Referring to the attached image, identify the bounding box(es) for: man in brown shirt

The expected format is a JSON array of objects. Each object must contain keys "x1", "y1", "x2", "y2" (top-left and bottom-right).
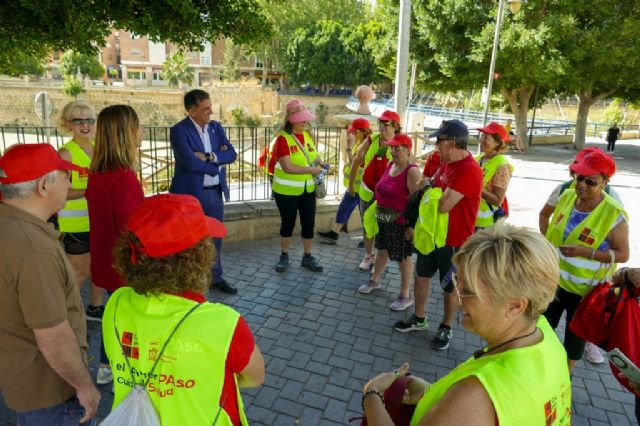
[{"x1": 0, "y1": 144, "x2": 100, "y2": 424}]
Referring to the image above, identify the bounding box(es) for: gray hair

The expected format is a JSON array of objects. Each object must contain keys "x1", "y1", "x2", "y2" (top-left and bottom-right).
[
  {"x1": 0, "y1": 169, "x2": 58, "y2": 199},
  {"x1": 453, "y1": 134, "x2": 469, "y2": 150}
]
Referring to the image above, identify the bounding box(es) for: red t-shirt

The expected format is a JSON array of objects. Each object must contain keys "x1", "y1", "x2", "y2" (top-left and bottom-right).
[
  {"x1": 179, "y1": 292, "x2": 255, "y2": 426},
  {"x1": 86, "y1": 168, "x2": 144, "y2": 291},
  {"x1": 433, "y1": 153, "x2": 483, "y2": 247},
  {"x1": 273, "y1": 133, "x2": 307, "y2": 160},
  {"x1": 422, "y1": 150, "x2": 441, "y2": 178}
]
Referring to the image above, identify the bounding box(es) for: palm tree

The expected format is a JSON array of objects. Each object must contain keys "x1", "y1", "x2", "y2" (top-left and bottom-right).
[{"x1": 161, "y1": 51, "x2": 195, "y2": 89}]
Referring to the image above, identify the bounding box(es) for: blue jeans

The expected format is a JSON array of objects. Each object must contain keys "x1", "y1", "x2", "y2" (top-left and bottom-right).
[
  {"x1": 17, "y1": 396, "x2": 94, "y2": 426},
  {"x1": 335, "y1": 191, "x2": 360, "y2": 225}
]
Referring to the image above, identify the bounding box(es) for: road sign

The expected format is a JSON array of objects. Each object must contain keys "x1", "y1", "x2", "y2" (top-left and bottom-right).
[{"x1": 34, "y1": 92, "x2": 54, "y2": 121}]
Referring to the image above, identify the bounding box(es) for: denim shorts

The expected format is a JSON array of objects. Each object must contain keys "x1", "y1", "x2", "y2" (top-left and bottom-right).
[{"x1": 17, "y1": 396, "x2": 94, "y2": 426}]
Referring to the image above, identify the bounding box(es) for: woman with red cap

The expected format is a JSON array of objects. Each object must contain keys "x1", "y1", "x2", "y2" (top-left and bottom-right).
[
  {"x1": 349, "y1": 110, "x2": 401, "y2": 271},
  {"x1": 317, "y1": 118, "x2": 372, "y2": 244},
  {"x1": 103, "y1": 194, "x2": 264, "y2": 425},
  {"x1": 475, "y1": 122, "x2": 513, "y2": 229},
  {"x1": 359, "y1": 134, "x2": 422, "y2": 311},
  {"x1": 272, "y1": 99, "x2": 326, "y2": 273},
  {"x1": 543, "y1": 148, "x2": 629, "y2": 371}
]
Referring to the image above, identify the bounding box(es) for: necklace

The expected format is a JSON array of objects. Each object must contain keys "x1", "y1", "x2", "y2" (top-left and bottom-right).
[{"x1": 473, "y1": 327, "x2": 538, "y2": 359}]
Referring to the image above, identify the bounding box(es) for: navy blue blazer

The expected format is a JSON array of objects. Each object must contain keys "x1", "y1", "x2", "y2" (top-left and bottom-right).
[{"x1": 169, "y1": 116, "x2": 237, "y2": 202}]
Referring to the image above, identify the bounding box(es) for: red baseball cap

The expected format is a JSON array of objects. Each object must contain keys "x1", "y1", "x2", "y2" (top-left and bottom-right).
[
  {"x1": 347, "y1": 118, "x2": 370, "y2": 134},
  {"x1": 570, "y1": 150, "x2": 616, "y2": 178},
  {"x1": 378, "y1": 110, "x2": 401, "y2": 123},
  {"x1": 477, "y1": 122, "x2": 509, "y2": 142},
  {"x1": 384, "y1": 134, "x2": 413, "y2": 149},
  {"x1": 574, "y1": 147, "x2": 600, "y2": 162},
  {"x1": 127, "y1": 194, "x2": 227, "y2": 259},
  {"x1": 0, "y1": 143, "x2": 85, "y2": 184}
]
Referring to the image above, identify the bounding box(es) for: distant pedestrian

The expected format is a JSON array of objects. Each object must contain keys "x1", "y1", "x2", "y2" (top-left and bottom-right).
[
  {"x1": 606, "y1": 122, "x2": 621, "y2": 153},
  {"x1": 0, "y1": 144, "x2": 100, "y2": 425}
]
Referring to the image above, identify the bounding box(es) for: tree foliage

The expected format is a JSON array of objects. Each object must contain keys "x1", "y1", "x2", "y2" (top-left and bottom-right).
[
  {"x1": 222, "y1": 39, "x2": 242, "y2": 82},
  {"x1": 1, "y1": 52, "x2": 46, "y2": 77},
  {"x1": 59, "y1": 51, "x2": 105, "y2": 79},
  {"x1": 63, "y1": 76, "x2": 84, "y2": 98},
  {"x1": 161, "y1": 51, "x2": 195, "y2": 88},
  {"x1": 0, "y1": 0, "x2": 271, "y2": 75},
  {"x1": 284, "y1": 20, "x2": 383, "y2": 87}
]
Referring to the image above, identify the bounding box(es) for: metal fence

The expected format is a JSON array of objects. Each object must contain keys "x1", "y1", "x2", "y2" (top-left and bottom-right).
[{"x1": 0, "y1": 125, "x2": 344, "y2": 202}]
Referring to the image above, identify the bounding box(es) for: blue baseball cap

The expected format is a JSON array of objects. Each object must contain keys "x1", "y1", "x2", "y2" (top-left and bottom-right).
[{"x1": 428, "y1": 119, "x2": 469, "y2": 139}]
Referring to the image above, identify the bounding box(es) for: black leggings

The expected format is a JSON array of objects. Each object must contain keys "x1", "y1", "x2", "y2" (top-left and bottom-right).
[
  {"x1": 543, "y1": 287, "x2": 585, "y2": 361},
  {"x1": 274, "y1": 191, "x2": 316, "y2": 239}
]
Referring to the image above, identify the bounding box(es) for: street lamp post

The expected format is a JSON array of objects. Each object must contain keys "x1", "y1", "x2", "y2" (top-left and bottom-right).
[{"x1": 481, "y1": 0, "x2": 525, "y2": 126}]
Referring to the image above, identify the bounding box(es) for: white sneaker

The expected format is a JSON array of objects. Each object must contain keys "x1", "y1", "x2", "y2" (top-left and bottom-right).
[
  {"x1": 97, "y1": 366, "x2": 113, "y2": 384},
  {"x1": 358, "y1": 279, "x2": 380, "y2": 294},
  {"x1": 584, "y1": 342, "x2": 605, "y2": 364},
  {"x1": 358, "y1": 254, "x2": 375, "y2": 271},
  {"x1": 389, "y1": 295, "x2": 414, "y2": 311}
]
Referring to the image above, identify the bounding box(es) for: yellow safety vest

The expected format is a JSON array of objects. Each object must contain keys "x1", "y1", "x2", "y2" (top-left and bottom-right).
[
  {"x1": 358, "y1": 133, "x2": 392, "y2": 202},
  {"x1": 413, "y1": 188, "x2": 448, "y2": 255},
  {"x1": 343, "y1": 140, "x2": 364, "y2": 189},
  {"x1": 474, "y1": 154, "x2": 513, "y2": 229},
  {"x1": 103, "y1": 287, "x2": 248, "y2": 426},
  {"x1": 272, "y1": 131, "x2": 318, "y2": 196},
  {"x1": 58, "y1": 140, "x2": 92, "y2": 233},
  {"x1": 411, "y1": 316, "x2": 571, "y2": 426},
  {"x1": 546, "y1": 189, "x2": 626, "y2": 296},
  {"x1": 362, "y1": 201, "x2": 379, "y2": 238}
]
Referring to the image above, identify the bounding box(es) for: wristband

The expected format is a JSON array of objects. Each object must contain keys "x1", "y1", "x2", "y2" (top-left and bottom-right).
[
  {"x1": 590, "y1": 248, "x2": 596, "y2": 260},
  {"x1": 361, "y1": 389, "x2": 384, "y2": 411}
]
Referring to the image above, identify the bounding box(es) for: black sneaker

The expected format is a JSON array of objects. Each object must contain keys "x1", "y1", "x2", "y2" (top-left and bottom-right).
[
  {"x1": 275, "y1": 254, "x2": 289, "y2": 273},
  {"x1": 393, "y1": 314, "x2": 429, "y2": 332},
  {"x1": 317, "y1": 230, "x2": 339, "y2": 244},
  {"x1": 301, "y1": 255, "x2": 323, "y2": 272},
  {"x1": 86, "y1": 305, "x2": 105, "y2": 322},
  {"x1": 431, "y1": 325, "x2": 453, "y2": 350}
]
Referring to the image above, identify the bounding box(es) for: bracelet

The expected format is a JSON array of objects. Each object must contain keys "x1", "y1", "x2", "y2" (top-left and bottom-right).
[
  {"x1": 361, "y1": 389, "x2": 384, "y2": 411},
  {"x1": 590, "y1": 248, "x2": 597, "y2": 260}
]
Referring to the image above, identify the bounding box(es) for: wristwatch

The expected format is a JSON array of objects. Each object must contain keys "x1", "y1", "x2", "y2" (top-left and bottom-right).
[{"x1": 205, "y1": 153, "x2": 212, "y2": 162}]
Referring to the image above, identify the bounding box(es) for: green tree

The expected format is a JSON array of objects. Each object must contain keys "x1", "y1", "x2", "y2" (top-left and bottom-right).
[
  {"x1": 59, "y1": 50, "x2": 105, "y2": 79},
  {"x1": 0, "y1": 0, "x2": 271, "y2": 75},
  {"x1": 222, "y1": 39, "x2": 242, "y2": 82},
  {"x1": 63, "y1": 76, "x2": 84, "y2": 99},
  {"x1": 161, "y1": 51, "x2": 194, "y2": 88},
  {"x1": 1, "y1": 52, "x2": 45, "y2": 77},
  {"x1": 284, "y1": 20, "x2": 382, "y2": 89}
]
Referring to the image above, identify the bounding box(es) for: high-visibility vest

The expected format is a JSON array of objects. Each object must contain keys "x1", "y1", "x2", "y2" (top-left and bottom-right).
[
  {"x1": 343, "y1": 140, "x2": 364, "y2": 189},
  {"x1": 411, "y1": 316, "x2": 572, "y2": 426},
  {"x1": 103, "y1": 287, "x2": 248, "y2": 426},
  {"x1": 58, "y1": 140, "x2": 92, "y2": 233},
  {"x1": 272, "y1": 131, "x2": 318, "y2": 196},
  {"x1": 362, "y1": 201, "x2": 379, "y2": 238},
  {"x1": 474, "y1": 154, "x2": 513, "y2": 229},
  {"x1": 358, "y1": 133, "x2": 392, "y2": 202},
  {"x1": 546, "y1": 189, "x2": 626, "y2": 296},
  {"x1": 413, "y1": 188, "x2": 448, "y2": 255}
]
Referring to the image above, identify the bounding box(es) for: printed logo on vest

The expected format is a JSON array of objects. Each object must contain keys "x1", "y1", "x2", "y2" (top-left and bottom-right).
[
  {"x1": 121, "y1": 331, "x2": 139, "y2": 359},
  {"x1": 554, "y1": 213, "x2": 564, "y2": 225},
  {"x1": 290, "y1": 145, "x2": 299, "y2": 153},
  {"x1": 577, "y1": 227, "x2": 596, "y2": 245}
]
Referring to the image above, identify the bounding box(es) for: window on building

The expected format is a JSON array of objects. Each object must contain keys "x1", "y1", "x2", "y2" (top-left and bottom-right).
[
  {"x1": 130, "y1": 33, "x2": 141, "y2": 40},
  {"x1": 127, "y1": 71, "x2": 146, "y2": 80},
  {"x1": 200, "y1": 55, "x2": 211, "y2": 66},
  {"x1": 153, "y1": 71, "x2": 164, "y2": 81}
]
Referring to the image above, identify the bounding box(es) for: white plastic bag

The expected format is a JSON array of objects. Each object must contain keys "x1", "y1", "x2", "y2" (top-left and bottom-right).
[{"x1": 100, "y1": 385, "x2": 161, "y2": 426}]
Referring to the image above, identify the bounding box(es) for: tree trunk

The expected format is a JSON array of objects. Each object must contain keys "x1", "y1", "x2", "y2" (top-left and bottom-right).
[
  {"x1": 575, "y1": 89, "x2": 615, "y2": 150},
  {"x1": 501, "y1": 87, "x2": 532, "y2": 148},
  {"x1": 261, "y1": 63, "x2": 267, "y2": 88}
]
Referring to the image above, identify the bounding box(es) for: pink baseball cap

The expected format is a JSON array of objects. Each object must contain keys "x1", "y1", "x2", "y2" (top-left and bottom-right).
[{"x1": 285, "y1": 99, "x2": 316, "y2": 124}]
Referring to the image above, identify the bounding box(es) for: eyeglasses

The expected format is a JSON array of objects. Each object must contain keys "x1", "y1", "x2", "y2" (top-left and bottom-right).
[
  {"x1": 378, "y1": 121, "x2": 392, "y2": 128},
  {"x1": 452, "y1": 272, "x2": 477, "y2": 306},
  {"x1": 574, "y1": 175, "x2": 600, "y2": 187},
  {"x1": 436, "y1": 137, "x2": 452, "y2": 144},
  {"x1": 69, "y1": 118, "x2": 96, "y2": 126}
]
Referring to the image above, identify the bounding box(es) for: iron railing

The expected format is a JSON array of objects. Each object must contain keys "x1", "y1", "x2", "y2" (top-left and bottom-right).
[{"x1": 0, "y1": 125, "x2": 344, "y2": 202}]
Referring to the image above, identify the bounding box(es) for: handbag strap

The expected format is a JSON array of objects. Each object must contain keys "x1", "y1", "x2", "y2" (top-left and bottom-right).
[
  {"x1": 112, "y1": 292, "x2": 203, "y2": 387},
  {"x1": 291, "y1": 133, "x2": 313, "y2": 167}
]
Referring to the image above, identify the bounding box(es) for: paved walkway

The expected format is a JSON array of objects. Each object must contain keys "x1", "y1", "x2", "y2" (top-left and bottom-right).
[{"x1": 1, "y1": 140, "x2": 639, "y2": 425}]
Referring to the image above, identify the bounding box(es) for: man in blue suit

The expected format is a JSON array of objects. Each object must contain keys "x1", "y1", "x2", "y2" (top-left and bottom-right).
[{"x1": 170, "y1": 89, "x2": 238, "y2": 294}]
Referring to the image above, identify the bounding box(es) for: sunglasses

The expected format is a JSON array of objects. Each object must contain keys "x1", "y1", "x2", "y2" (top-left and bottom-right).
[
  {"x1": 378, "y1": 121, "x2": 392, "y2": 128},
  {"x1": 574, "y1": 175, "x2": 600, "y2": 187},
  {"x1": 436, "y1": 137, "x2": 452, "y2": 143},
  {"x1": 70, "y1": 118, "x2": 96, "y2": 126},
  {"x1": 452, "y1": 272, "x2": 477, "y2": 306}
]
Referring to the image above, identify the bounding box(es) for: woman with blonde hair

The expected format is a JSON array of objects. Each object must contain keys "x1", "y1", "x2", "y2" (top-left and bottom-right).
[
  {"x1": 86, "y1": 104, "x2": 145, "y2": 385},
  {"x1": 362, "y1": 223, "x2": 571, "y2": 425},
  {"x1": 56, "y1": 101, "x2": 106, "y2": 320}
]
